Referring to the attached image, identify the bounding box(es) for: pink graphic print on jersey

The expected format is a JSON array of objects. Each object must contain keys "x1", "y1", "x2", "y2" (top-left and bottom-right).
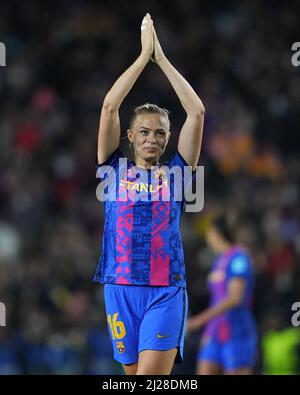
[
  {"x1": 150, "y1": 181, "x2": 171, "y2": 286},
  {"x1": 115, "y1": 199, "x2": 134, "y2": 285}
]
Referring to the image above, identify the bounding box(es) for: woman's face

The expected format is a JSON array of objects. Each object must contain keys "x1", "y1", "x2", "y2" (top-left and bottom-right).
[{"x1": 127, "y1": 113, "x2": 170, "y2": 164}]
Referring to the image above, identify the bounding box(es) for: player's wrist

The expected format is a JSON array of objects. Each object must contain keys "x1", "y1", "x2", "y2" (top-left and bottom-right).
[
  {"x1": 140, "y1": 50, "x2": 153, "y2": 63},
  {"x1": 155, "y1": 53, "x2": 167, "y2": 67}
]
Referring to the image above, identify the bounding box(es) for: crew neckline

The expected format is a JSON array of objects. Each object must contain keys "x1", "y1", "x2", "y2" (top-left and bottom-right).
[{"x1": 129, "y1": 160, "x2": 161, "y2": 171}]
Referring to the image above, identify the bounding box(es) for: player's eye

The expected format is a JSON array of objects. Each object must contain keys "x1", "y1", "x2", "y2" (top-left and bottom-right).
[{"x1": 140, "y1": 130, "x2": 149, "y2": 135}]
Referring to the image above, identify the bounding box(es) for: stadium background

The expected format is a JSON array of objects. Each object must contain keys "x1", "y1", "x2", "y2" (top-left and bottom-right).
[{"x1": 0, "y1": 0, "x2": 300, "y2": 374}]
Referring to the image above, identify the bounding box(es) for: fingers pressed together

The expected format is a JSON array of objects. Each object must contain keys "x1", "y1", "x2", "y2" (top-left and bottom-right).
[{"x1": 141, "y1": 13, "x2": 153, "y2": 31}]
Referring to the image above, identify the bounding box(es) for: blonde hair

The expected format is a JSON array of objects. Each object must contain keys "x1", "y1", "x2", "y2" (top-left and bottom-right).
[{"x1": 129, "y1": 103, "x2": 170, "y2": 130}]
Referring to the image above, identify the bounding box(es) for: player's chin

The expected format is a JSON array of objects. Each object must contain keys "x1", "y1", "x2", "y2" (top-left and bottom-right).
[{"x1": 141, "y1": 148, "x2": 161, "y2": 160}]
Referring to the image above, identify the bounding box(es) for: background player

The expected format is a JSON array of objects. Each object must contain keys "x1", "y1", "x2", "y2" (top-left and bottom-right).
[
  {"x1": 95, "y1": 13, "x2": 205, "y2": 375},
  {"x1": 186, "y1": 216, "x2": 258, "y2": 374}
]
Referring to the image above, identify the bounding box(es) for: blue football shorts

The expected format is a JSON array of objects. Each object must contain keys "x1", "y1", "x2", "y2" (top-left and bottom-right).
[
  {"x1": 103, "y1": 284, "x2": 188, "y2": 365},
  {"x1": 197, "y1": 333, "x2": 257, "y2": 371}
]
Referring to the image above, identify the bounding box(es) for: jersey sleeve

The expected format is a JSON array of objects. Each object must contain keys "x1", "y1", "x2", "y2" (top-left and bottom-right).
[
  {"x1": 96, "y1": 148, "x2": 124, "y2": 202},
  {"x1": 96, "y1": 147, "x2": 124, "y2": 179},
  {"x1": 167, "y1": 150, "x2": 195, "y2": 172},
  {"x1": 167, "y1": 150, "x2": 196, "y2": 208},
  {"x1": 227, "y1": 253, "x2": 252, "y2": 280},
  {"x1": 96, "y1": 147, "x2": 124, "y2": 169}
]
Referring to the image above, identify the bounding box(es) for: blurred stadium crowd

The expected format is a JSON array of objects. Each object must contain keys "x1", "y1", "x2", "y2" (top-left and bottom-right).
[{"x1": 0, "y1": 0, "x2": 300, "y2": 374}]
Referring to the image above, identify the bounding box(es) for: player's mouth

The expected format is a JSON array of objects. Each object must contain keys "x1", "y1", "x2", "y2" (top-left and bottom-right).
[{"x1": 143, "y1": 147, "x2": 158, "y2": 153}]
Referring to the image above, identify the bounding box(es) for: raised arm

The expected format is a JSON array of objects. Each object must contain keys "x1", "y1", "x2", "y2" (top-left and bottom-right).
[
  {"x1": 97, "y1": 14, "x2": 154, "y2": 164},
  {"x1": 152, "y1": 26, "x2": 205, "y2": 170}
]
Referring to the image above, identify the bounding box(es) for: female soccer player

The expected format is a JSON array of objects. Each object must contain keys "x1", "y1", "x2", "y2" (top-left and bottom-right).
[
  {"x1": 186, "y1": 216, "x2": 258, "y2": 375},
  {"x1": 94, "y1": 13, "x2": 205, "y2": 375}
]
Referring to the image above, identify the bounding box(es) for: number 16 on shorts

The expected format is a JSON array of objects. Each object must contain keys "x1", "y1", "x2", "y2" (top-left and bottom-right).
[
  {"x1": 107, "y1": 313, "x2": 126, "y2": 339},
  {"x1": 107, "y1": 313, "x2": 127, "y2": 354}
]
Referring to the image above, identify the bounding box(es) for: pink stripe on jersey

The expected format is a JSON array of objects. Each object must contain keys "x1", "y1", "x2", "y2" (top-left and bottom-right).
[
  {"x1": 150, "y1": 201, "x2": 170, "y2": 286},
  {"x1": 115, "y1": 200, "x2": 134, "y2": 284}
]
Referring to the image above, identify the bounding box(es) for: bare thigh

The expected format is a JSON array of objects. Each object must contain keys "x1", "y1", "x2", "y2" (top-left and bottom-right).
[
  {"x1": 122, "y1": 362, "x2": 138, "y2": 375},
  {"x1": 136, "y1": 349, "x2": 178, "y2": 375},
  {"x1": 224, "y1": 367, "x2": 252, "y2": 375},
  {"x1": 197, "y1": 360, "x2": 222, "y2": 375}
]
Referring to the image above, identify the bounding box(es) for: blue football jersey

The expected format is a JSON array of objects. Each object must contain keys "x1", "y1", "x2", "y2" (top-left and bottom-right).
[
  {"x1": 203, "y1": 246, "x2": 257, "y2": 342},
  {"x1": 94, "y1": 148, "x2": 195, "y2": 287}
]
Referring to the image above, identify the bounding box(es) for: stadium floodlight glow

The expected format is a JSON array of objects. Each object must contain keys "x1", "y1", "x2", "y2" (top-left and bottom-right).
[
  {"x1": 96, "y1": 159, "x2": 205, "y2": 212},
  {"x1": 0, "y1": 302, "x2": 6, "y2": 326},
  {"x1": 291, "y1": 42, "x2": 300, "y2": 67},
  {"x1": 0, "y1": 42, "x2": 6, "y2": 66}
]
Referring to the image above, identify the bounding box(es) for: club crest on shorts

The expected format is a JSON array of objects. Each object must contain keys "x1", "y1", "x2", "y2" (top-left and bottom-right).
[{"x1": 116, "y1": 341, "x2": 125, "y2": 353}]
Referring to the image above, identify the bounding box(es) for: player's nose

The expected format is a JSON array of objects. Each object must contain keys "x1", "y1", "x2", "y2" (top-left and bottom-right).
[{"x1": 146, "y1": 132, "x2": 157, "y2": 144}]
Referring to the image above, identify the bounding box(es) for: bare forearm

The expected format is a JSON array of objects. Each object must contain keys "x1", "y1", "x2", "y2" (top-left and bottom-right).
[
  {"x1": 200, "y1": 299, "x2": 238, "y2": 324},
  {"x1": 206, "y1": 299, "x2": 236, "y2": 320},
  {"x1": 158, "y1": 57, "x2": 205, "y2": 115},
  {"x1": 195, "y1": 280, "x2": 246, "y2": 328},
  {"x1": 104, "y1": 54, "x2": 149, "y2": 110}
]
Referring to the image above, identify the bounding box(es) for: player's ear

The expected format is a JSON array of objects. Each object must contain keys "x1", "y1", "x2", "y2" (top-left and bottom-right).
[
  {"x1": 166, "y1": 130, "x2": 171, "y2": 145},
  {"x1": 127, "y1": 129, "x2": 135, "y2": 152},
  {"x1": 127, "y1": 128, "x2": 133, "y2": 143},
  {"x1": 162, "y1": 131, "x2": 170, "y2": 152}
]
